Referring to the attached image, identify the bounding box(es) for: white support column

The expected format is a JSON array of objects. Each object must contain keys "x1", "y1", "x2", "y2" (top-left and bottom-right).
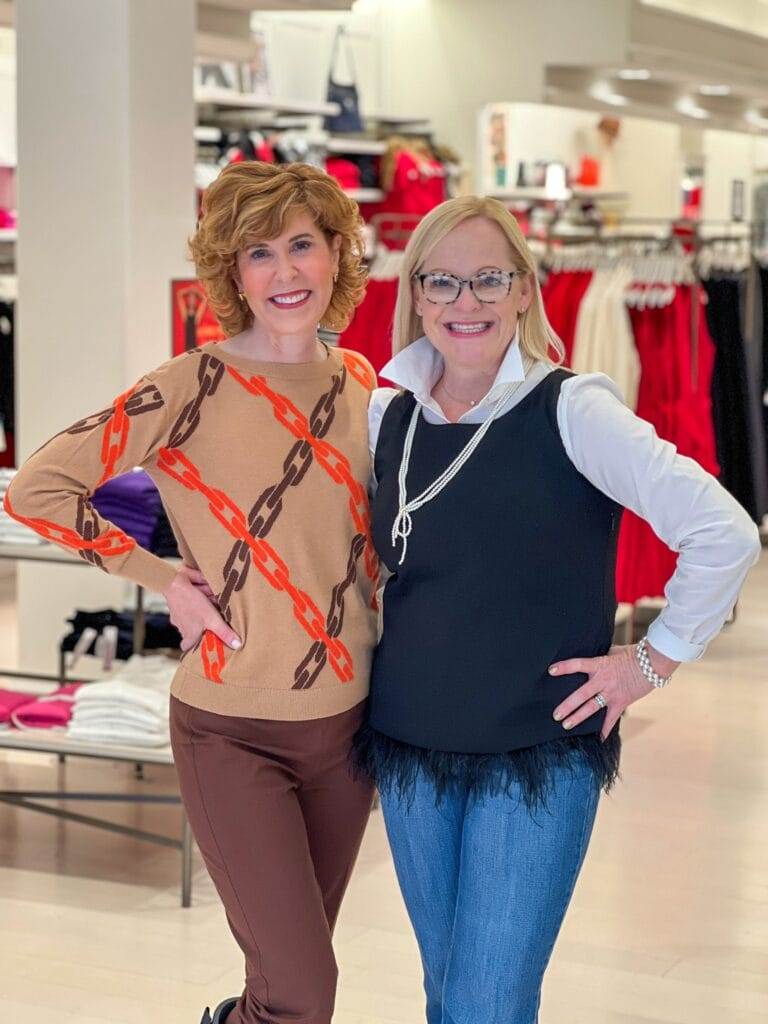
[{"x1": 15, "y1": 0, "x2": 196, "y2": 674}]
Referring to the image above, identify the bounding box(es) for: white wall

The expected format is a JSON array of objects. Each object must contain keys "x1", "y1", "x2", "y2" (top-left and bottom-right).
[
  {"x1": 701, "y1": 129, "x2": 766, "y2": 222},
  {"x1": 0, "y1": 26, "x2": 14, "y2": 167},
  {"x1": 255, "y1": 1, "x2": 384, "y2": 117},
  {"x1": 377, "y1": 0, "x2": 631, "y2": 183},
  {"x1": 15, "y1": 0, "x2": 195, "y2": 674}
]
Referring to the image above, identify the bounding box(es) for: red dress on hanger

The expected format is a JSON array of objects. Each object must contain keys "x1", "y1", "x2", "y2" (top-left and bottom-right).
[
  {"x1": 541, "y1": 270, "x2": 594, "y2": 366},
  {"x1": 615, "y1": 286, "x2": 718, "y2": 603}
]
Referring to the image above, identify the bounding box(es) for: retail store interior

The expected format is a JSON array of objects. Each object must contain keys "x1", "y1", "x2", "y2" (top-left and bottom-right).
[{"x1": 0, "y1": 1, "x2": 767, "y2": 1022}]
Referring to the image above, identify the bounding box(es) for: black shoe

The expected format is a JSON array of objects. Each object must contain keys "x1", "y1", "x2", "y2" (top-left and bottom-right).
[{"x1": 200, "y1": 997, "x2": 238, "y2": 1024}]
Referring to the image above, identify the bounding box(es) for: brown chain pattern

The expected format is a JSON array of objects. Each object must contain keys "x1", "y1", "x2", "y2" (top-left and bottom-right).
[
  {"x1": 216, "y1": 369, "x2": 347, "y2": 624},
  {"x1": 156, "y1": 448, "x2": 355, "y2": 682},
  {"x1": 227, "y1": 365, "x2": 379, "y2": 591},
  {"x1": 168, "y1": 354, "x2": 226, "y2": 448},
  {"x1": 293, "y1": 532, "x2": 367, "y2": 689}
]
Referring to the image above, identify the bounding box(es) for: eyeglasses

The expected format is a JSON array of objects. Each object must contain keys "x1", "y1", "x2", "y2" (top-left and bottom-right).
[{"x1": 413, "y1": 269, "x2": 526, "y2": 305}]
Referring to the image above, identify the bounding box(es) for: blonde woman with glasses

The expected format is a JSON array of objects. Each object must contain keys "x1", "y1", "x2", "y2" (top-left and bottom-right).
[{"x1": 354, "y1": 195, "x2": 760, "y2": 1023}]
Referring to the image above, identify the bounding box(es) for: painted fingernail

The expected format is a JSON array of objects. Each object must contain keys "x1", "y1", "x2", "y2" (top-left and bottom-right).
[
  {"x1": 563, "y1": 721, "x2": 573, "y2": 730},
  {"x1": 553, "y1": 712, "x2": 562, "y2": 721},
  {"x1": 549, "y1": 665, "x2": 558, "y2": 675}
]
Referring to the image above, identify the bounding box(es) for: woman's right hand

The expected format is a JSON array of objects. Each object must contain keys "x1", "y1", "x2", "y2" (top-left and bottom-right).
[{"x1": 163, "y1": 566, "x2": 242, "y2": 654}]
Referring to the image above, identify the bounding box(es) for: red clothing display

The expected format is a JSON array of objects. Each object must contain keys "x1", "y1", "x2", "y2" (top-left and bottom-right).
[
  {"x1": 325, "y1": 157, "x2": 362, "y2": 191},
  {"x1": 540, "y1": 270, "x2": 593, "y2": 366},
  {"x1": 338, "y1": 278, "x2": 398, "y2": 381},
  {"x1": 615, "y1": 287, "x2": 718, "y2": 603},
  {"x1": 375, "y1": 150, "x2": 447, "y2": 219},
  {"x1": 541, "y1": 273, "x2": 720, "y2": 603}
]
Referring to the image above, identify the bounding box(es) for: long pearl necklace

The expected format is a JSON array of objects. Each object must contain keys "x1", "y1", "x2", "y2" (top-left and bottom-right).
[{"x1": 391, "y1": 375, "x2": 526, "y2": 565}]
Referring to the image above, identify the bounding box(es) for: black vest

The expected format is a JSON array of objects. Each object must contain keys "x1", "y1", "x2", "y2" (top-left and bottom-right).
[{"x1": 369, "y1": 370, "x2": 622, "y2": 754}]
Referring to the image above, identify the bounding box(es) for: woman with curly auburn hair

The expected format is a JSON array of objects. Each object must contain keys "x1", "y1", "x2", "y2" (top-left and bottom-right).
[{"x1": 4, "y1": 161, "x2": 379, "y2": 1024}]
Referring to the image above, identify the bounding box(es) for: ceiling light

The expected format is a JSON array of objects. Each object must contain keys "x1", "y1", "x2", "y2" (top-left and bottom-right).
[
  {"x1": 676, "y1": 96, "x2": 709, "y2": 120},
  {"x1": 699, "y1": 84, "x2": 731, "y2": 96},
  {"x1": 746, "y1": 109, "x2": 768, "y2": 129},
  {"x1": 618, "y1": 69, "x2": 651, "y2": 80},
  {"x1": 590, "y1": 81, "x2": 629, "y2": 107}
]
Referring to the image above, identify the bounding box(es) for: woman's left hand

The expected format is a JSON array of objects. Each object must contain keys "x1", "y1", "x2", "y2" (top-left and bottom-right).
[{"x1": 549, "y1": 643, "x2": 680, "y2": 740}]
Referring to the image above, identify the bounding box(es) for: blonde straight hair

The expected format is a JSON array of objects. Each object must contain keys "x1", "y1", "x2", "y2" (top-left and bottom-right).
[{"x1": 392, "y1": 196, "x2": 565, "y2": 364}]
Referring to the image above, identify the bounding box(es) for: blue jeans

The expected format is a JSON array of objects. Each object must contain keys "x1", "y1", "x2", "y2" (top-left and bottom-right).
[{"x1": 379, "y1": 755, "x2": 600, "y2": 1024}]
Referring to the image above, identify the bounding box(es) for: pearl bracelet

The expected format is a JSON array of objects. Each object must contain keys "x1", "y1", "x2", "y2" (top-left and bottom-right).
[{"x1": 635, "y1": 637, "x2": 672, "y2": 689}]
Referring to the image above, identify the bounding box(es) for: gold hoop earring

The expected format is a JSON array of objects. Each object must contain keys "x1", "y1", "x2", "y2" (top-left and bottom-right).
[
  {"x1": 333, "y1": 271, "x2": 339, "y2": 284},
  {"x1": 238, "y1": 292, "x2": 247, "y2": 304}
]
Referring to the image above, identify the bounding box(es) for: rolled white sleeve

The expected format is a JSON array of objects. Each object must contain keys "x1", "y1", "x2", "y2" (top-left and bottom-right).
[
  {"x1": 557, "y1": 373, "x2": 762, "y2": 661},
  {"x1": 368, "y1": 386, "x2": 400, "y2": 458},
  {"x1": 368, "y1": 387, "x2": 399, "y2": 495}
]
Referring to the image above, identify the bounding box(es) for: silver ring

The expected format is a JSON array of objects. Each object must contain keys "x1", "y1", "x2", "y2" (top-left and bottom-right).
[{"x1": 594, "y1": 692, "x2": 607, "y2": 709}]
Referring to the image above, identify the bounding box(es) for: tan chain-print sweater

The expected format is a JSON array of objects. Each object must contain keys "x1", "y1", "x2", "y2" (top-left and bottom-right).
[{"x1": 5, "y1": 343, "x2": 379, "y2": 720}]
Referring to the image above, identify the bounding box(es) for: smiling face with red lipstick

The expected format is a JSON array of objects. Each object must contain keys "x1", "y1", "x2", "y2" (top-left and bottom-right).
[
  {"x1": 189, "y1": 161, "x2": 367, "y2": 365},
  {"x1": 232, "y1": 209, "x2": 341, "y2": 360},
  {"x1": 413, "y1": 216, "x2": 533, "y2": 396}
]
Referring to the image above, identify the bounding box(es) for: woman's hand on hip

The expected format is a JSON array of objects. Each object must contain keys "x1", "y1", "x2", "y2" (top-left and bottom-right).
[
  {"x1": 163, "y1": 566, "x2": 242, "y2": 654},
  {"x1": 548, "y1": 643, "x2": 680, "y2": 740}
]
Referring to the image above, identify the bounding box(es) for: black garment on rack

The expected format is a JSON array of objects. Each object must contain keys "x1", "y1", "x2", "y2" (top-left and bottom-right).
[
  {"x1": 61, "y1": 609, "x2": 181, "y2": 661},
  {"x1": 704, "y1": 277, "x2": 759, "y2": 521}
]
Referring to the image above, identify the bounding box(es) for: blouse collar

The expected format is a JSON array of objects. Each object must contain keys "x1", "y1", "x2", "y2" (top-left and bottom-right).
[{"x1": 379, "y1": 331, "x2": 527, "y2": 417}]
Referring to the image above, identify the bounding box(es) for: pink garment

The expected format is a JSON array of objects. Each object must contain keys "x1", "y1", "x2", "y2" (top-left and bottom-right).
[
  {"x1": 0, "y1": 688, "x2": 33, "y2": 725},
  {"x1": 11, "y1": 683, "x2": 82, "y2": 730}
]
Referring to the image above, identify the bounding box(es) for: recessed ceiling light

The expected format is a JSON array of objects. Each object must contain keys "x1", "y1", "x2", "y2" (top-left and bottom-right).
[
  {"x1": 699, "y1": 84, "x2": 731, "y2": 96},
  {"x1": 746, "y1": 109, "x2": 768, "y2": 129},
  {"x1": 590, "y1": 82, "x2": 629, "y2": 106},
  {"x1": 618, "y1": 69, "x2": 651, "y2": 81},
  {"x1": 676, "y1": 97, "x2": 709, "y2": 120}
]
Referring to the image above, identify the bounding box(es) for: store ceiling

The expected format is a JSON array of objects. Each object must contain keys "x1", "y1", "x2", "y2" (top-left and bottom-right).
[
  {"x1": 546, "y1": 1, "x2": 768, "y2": 134},
  {"x1": 201, "y1": 0, "x2": 354, "y2": 9}
]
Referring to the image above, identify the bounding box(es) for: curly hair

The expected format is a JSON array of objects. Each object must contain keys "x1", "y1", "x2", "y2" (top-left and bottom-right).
[{"x1": 189, "y1": 161, "x2": 368, "y2": 336}]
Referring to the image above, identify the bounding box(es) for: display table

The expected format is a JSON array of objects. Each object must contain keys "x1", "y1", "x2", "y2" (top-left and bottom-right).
[{"x1": 0, "y1": 728, "x2": 193, "y2": 907}]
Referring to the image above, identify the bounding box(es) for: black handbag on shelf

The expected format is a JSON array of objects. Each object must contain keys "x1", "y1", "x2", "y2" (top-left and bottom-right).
[{"x1": 323, "y1": 26, "x2": 364, "y2": 134}]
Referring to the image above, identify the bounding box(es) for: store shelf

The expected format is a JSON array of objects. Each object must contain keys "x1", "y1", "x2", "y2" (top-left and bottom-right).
[
  {"x1": 194, "y1": 126, "x2": 223, "y2": 144},
  {"x1": 327, "y1": 137, "x2": 387, "y2": 156},
  {"x1": 344, "y1": 188, "x2": 384, "y2": 203},
  {"x1": 366, "y1": 113, "x2": 431, "y2": 127},
  {"x1": 195, "y1": 88, "x2": 340, "y2": 118},
  {"x1": 490, "y1": 187, "x2": 628, "y2": 202}
]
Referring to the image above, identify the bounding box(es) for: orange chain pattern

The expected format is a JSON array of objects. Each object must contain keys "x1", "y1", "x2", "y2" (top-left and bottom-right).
[
  {"x1": 227, "y1": 366, "x2": 379, "y2": 590},
  {"x1": 3, "y1": 381, "x2": 166, "y2": 569},
  {"x1": 156, "y1": 447, "x2": 355, "y2": 683},
  {"x1": 341, "y1": 350, "x2": 377, "y2": 392},
  {"x1": 3, "y1": 494, "x2": 135, "y2": 557},
  {"x1": 98, "y1": 384, "x2": 138, "y2": 484},
  {"x1": 200, "y1": 631, "x2": 226, "y2": 685}
]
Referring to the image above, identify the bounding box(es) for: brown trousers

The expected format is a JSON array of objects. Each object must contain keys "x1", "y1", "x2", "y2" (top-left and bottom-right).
[{"x1": 170, "y1": 695, "x2": 374, "y2": 1024}]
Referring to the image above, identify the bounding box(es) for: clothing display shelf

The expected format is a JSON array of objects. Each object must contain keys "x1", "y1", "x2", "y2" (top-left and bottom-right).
[
  {"x1": 195, "y1": 88, "x2": 340, "y2": 119},
  {"x1": 327, "y1": 137, "x2": 387, "y2": 156},
  {"x1": 0, "y1": 543, "x2": 192, "y2": 906},
  {"x1": 0, "y1": 727, "x2": 194, "y2": 907},
  {"x1": 0, "y1": 541, "x2": 180, "y2": 688},
  {"x1": 347, "y1": 188, "x2": 385, "y2": 203},
  {"x1": 366, "y1": 114, "x2": 431, "y2": 128},
  {"x1": 492, "y1": 187, "x2": 629, "y2": 203}
]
